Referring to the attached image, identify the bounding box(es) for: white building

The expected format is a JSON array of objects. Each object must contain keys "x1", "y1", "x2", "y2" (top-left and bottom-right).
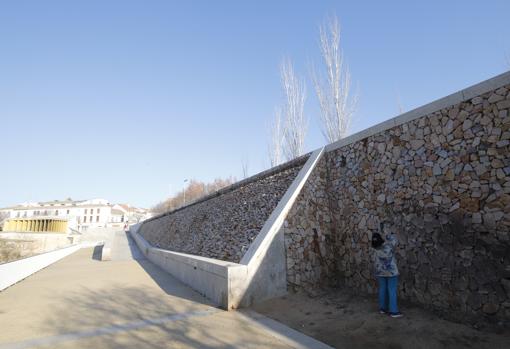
[{"x1": 0, "y1": 198, "x2": 148, "y2": 232}]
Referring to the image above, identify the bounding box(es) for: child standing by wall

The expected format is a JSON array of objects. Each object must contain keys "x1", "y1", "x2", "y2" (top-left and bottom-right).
[{"x1": 371, "y1": 222, "x2": 403, "y2": 318}]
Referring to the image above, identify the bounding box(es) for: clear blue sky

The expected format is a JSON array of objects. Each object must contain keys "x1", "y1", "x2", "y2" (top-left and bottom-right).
[{"x1": 1, "y1": 0, "x2": 509, "y2": 209}]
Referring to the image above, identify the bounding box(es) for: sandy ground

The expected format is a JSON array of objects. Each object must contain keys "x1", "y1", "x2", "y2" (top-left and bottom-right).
[{"x1": 253, "y1": 288, "x2": 510, "y2": 349}]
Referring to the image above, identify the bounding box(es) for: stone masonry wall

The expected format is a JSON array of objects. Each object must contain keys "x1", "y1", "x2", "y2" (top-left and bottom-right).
[
  {"x1": 296, "y1": 83, "x2": 510, "y2": 323},
  {"x1": 283, "y1": 79, "x2": 510, "y2": 324},
  {"x1": 284, "y1": 157, "x2": 337, "y2": 290},
  {"x1": 136, "y1": 74, "x2": 509, "y2": 324},
  {"x1": 138, "y1": 157, "x2": 306, "y2": 263}
]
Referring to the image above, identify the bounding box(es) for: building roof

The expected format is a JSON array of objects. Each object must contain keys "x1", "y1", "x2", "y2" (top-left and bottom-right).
[
  {"x1": 5, "y1": 216, "x2": 68, "y2": 221},
  {"x1": 37, "y1": 198, "x2": 85, "y2": 205},
  {"x1": 1, "y1": 198, "x2": 147, "y2": 213},
  {"x1": 0, "y1": 198, "x2": 113, "y2": 210}
]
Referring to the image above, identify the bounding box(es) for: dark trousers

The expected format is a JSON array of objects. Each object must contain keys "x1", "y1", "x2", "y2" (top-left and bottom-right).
[{"x1": 377, "y1": 276, "x2": 399, "y2": 313}]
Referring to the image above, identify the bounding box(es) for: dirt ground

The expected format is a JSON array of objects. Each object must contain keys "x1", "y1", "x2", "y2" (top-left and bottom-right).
[{"x1": 253, "y1": 288, "x2": 510, "y2": 349}]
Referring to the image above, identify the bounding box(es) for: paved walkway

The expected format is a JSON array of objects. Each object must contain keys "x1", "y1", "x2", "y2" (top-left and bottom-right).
[
  {"x1": 0, "y1": 236, "x2": 330, "y2": 349},
  {"x1": 110, "y1": 231, "x2": 145, "y2": 261}
]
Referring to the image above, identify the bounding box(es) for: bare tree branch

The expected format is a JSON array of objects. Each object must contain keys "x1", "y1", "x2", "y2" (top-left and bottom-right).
[
  {"x1": 241, "y1": 158, "x2": 249, "y2": 179},
  {"x1": 280, "y1": 57, "x2": 307, "y2": 161},
  {"x1": 312, "y1": 15, "x2": 357, "y2": 143},
  {"x1": 396, "y1": 91, "x2": 405, "y2": 114},
  {"x1": 151, "y1": 177, "x2": 236, "y2": 214},
  {"x1": 268, "y1": 107, "x2": 283, "y2": 167}
]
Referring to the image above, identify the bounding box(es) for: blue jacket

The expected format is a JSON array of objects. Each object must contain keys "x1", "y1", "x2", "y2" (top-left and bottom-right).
[{"x1": 374, "y1": 233, "x2": 399, "y2": 277}]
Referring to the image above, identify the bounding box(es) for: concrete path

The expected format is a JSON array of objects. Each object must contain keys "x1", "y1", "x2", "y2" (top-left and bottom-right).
[
  {"x1": 110, "y1": 231, "x2": 145, "y2": 261},
  {"x1": 0, "y1": 245, "x2": 331, "y2": 348}
]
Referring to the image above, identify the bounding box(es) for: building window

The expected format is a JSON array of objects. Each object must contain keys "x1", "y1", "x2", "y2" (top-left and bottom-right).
[
  {"x1": 90, "y1": 216, "x2": 93, "y2": 222},
  {"x1": 97, "y1": 208, "x2": 100, "y2": 214},
  {"x1": 84, "y1": 209, "x2": 88, "y2": 214},
  {"x1": 55, "y1": 210, "x2": 59, "y2": 215},
  {"x1": 67, "y1": 210, "x2": 70, "y2": 214},
  {"x1": 84, "y1": 216, "x2": 87, "y2": 223},
  {"x1": 96, "y1": 216, "x2": 99, "y2": 222}
]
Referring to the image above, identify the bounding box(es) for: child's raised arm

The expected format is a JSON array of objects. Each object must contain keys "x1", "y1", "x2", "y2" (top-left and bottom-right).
[{"x1": 386, "y1": 233, "x2": 398, "y2": 248}]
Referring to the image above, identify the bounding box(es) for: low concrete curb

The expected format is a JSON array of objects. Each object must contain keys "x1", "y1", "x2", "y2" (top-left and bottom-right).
[
  {"x1": 130, "y1": 227, "x2": 244, "y2": 308},
  {"x1": 0, "y1": 244, "x2": 83, "y2": 291}
]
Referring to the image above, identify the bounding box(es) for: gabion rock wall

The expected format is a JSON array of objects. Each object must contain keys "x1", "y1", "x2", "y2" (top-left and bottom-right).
[{"x1": 138, "y1": 158, "x2": 306, "y2": 263}]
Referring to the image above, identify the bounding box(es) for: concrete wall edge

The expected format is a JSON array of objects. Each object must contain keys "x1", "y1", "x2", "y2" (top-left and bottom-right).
[
  {"x1": 0, "y1": 243, "x2": 84, "y2": 291},
  {"x1": 240, "y1": 147, "x2": 326, "y2": 265}
]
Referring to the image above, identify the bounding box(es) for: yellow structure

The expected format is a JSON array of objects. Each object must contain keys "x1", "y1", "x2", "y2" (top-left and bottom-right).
[{"x1": 3, "y1": 218, "x2": 68, "y2": 233}]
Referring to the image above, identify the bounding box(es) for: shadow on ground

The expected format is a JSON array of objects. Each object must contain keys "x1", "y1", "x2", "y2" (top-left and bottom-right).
[
  {"x1": 136, "y1": 258, "x2": 217, "y2": 307},
  {"x1": 91, "y1": 245, "x2": 103, "y2": 261},
  {"x1": 110, "y1": 231, "x2": 216, "y2": 307},
  {"x1": 35, "y1": 285, "x2": 264, "y2": 348},
  {"x1": 89, "y1": 235, "x2": 215, "y2": 308}
]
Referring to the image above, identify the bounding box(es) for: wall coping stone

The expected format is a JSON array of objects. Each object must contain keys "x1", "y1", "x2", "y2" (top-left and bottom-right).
[{"x1": 325, "y1": 70, "x2": 510, "y2": 153}]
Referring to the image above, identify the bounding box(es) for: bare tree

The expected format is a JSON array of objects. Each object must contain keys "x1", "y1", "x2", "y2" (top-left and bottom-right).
[
  {"x1": 280, "y1": 58, "x2": 307, "y2": 160},
  {"x1": 151, "y1": 177, "x2": 236, "y2": 215},
  {"x1": 268, "y1": 107, "x2": 283, "y2": 167},
  {"x1": 0, "y1": 211, "x2": 9, "y2": 222},
  {"x1": 241, "y1": 158, "x2": 249, "y2": 179},
  {"x1": 312, "y1": 15, "x2": 357, "y2": 143},
  {"x1": 396, "y1": 92, "x2": 405, "y2": 114},
  {"x1": 0, "y1": 211, "x2": 9, "y2": 231}
]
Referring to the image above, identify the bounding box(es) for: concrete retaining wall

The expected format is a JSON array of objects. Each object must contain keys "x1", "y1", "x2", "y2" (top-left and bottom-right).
[
  {"x1": 0, "y1": 244, "x2": 83, "y2": 291},
  {"x1": 138, "y1": 155, "x2": 307, "y2": 263},
  {"x1": 131, "y1": 224, "x2": 245, "y2": 308},
  {"x1": 130, "y1": 148, "x2": 325, "y2": 309}
]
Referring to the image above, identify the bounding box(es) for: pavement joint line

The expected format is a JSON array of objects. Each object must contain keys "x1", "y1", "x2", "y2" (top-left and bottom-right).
[{"x1": 0, "y1": 308, "x2": 220, "y2": 349}]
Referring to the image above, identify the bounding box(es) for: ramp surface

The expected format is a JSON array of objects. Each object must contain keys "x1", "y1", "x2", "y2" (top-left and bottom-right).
[
  {"x1": 110, "y1": 231, "x2": 145, "y2": 261},
  {"x1": 0, "y1": 248, "x2": 331, "y2": 349}
]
